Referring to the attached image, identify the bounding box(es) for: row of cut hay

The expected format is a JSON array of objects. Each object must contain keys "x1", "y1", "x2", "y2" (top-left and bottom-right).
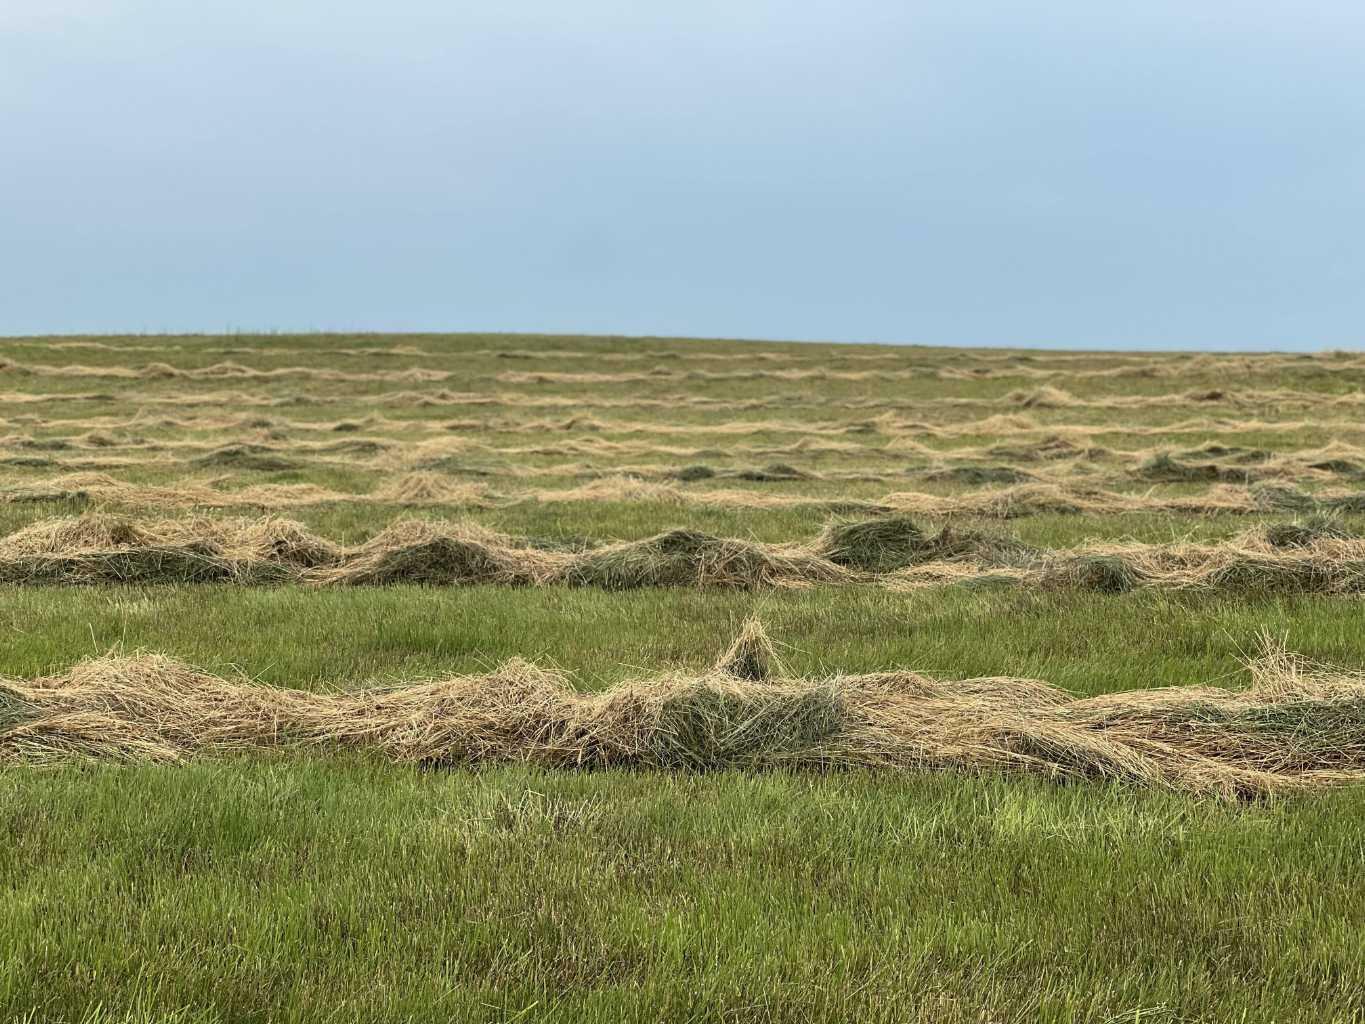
[
  {"x1": 7, "y1": 468, "x2": 1365, "y2": 520},
  {"x1": 11, "y1": 407, "x2": 1365, "y2": 481},
  {"x1": 6, "y1": 621, "x2": 1365, "y2": 800},
  {"x1": 0, "y1": 514, "x2": 859, "y2": 589},
  {"x1": 6, "y1": 414, "x2": 1364, "y2": 478},
  {"x1": 813, "y1": 515, "x2": 1028, "y2": 572},
  {"x1": 14, "y1": 418, "x2": 1365, "y2": 498},
  {"x1": 0, "y1": 412, "x2": 1349, "y2": 459},
  {"x1": 518, "y1": 368, "x2": 1365, "y2": 388},
  {"x1": 26, "y1": 340, "x2": 913, "y2": 363},
  {"x1": 0, "y1": 511, "x2": 1024, "y2": 588},
  {"x1": 10, "y1": 431, "x2": 1365, "y2": 497},
  {"x1": 31, "y1": 338, "x2": 1354, "y2": 370},
  {"x1": 1000, "y1": 385, "x2": 1365, "y2": 410},
  {"x1": 4, "y1": 510, "x2": 1364, "y2": 592},
  {"x1": 0, "y1": 387, "x2": 813, "y2": 414},
  {"x1": 0, "y1": 358, "x2": 455, "y2": 384},
  {"x1": 8, "y1": 385, "x2": 958, "y2": 416},
  {"x1": 886, "y1": 516, "x2": 1365, "y2": 595},
  {"x1": 0, "y1": 514, "x2": 343, "y2": 585},
  {"x1": 0, "y1": 471, "x2": 496, "y2": 511},
  {"x1": 1, "y1": 357, "x2": 973, "y2": 386},
  {"x1": 23, "y1": 354, "x2": 1365, "y2": 389},
  {"x1": 15, "y1": 393, "x2": 1365, "y2": 452}
]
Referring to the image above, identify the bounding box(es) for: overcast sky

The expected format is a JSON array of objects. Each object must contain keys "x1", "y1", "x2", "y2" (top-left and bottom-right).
[{"x1": 2, "y1": 1, "x2": 1362, "y2": 349}]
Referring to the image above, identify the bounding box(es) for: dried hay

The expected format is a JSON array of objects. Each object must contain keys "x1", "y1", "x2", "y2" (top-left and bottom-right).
[
  {"x1": 0, "y1": 514, "x2": 340, "y2": 584},
  {"x1": 1134, "y1": 452, "x2": 1253, "y2": 484},
  {"x1": 6, "y1": 626, "x2": 1365, "y2": 799},
  {"x1": 814, "y1": 514, "x2": 1026, "y2": 572},
  {"x1": 563, "y1": 529, "x2": 852, "y2": 590},
  {"x1": 712, "y1": 615, "x2": 782, "y2": 681},
  {"x1": 316, "y1": 520, "x2": 570, "y2": 586},
  {"x1": 9, "y1": 511, "x2": 1365, "y2": 594},
  {"x1": 920, "y1": 465, "x2": 1035, "y2": 485},
  {"x1": 368, "y1": 472, "x2": 492, "y2": 507}
]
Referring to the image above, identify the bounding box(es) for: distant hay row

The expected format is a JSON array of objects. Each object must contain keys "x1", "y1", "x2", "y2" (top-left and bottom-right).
[
  {"x1": 5, "y1": 510, "x2": 1365, "y2": 593},
  {"x1": 10, "y1": 402, "x2": 1365, "y2": 460},
  {"x1": 16, "y1": 340, "x2": 1158, "y2": 367},
  {"x1": 18, "y1": 340, "x2": 906, "y2": 362},
  {"x1": 7, "y1": 466, "x2": 1365, "y2": 521},
  {"x1": 14, "y1": 386, "x2": 1365, "y2": 451},
  {"x1": 0, "y1": 358, "x2": 456, "y2": 384},
  {"x1": 10, "y1": 431, "x2": 1365, "y2": 490},
  {"x1": 10, "y1": 353, "x2": 1365, "y2": 388},
  {"x1": 5, "y1": 621, "x2": 1365, "y2": 800},
  {"x1": 1, "y1": 386, "x2": 805, "y2": 412},
  {"x1": 23, "y1": 338, "x2": 1359, "y2": 373},
  {"x1": 9, "y1": 412, "x2": 1365, "y2": 486}
]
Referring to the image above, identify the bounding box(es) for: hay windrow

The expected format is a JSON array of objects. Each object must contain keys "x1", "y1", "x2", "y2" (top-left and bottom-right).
[
  {"x1": 19, "y1": 466, "x2": 1363, "y2": 519},
  {"x1": 562, "y1": 529, "x2": 854, "y2": 590},
  {"x1": 6, "y1": 512, "x2": 1365, "y2": 595},
  {"x1": 316, "y1": 521, "x2": 571, "y2": 586},
  {"x1": 13, "y1": 425, "x2": 1365, "y2": 496},
  {"x1": 6, "y1": 627, "x2": 1365, "y2": 799},
  {"x1": 814, "y1": 514, "x2": 1029, "y2": 572}
]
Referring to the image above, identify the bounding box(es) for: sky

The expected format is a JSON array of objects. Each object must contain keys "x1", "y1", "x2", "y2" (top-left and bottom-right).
[{"x1": 2, "y1": 1, "x2": 1362, "y2": 349}]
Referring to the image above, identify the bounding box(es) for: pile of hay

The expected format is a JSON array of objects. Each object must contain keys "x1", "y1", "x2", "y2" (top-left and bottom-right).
[
  {"x1": 1177, "y1": 442, "x2": 1270, "y2": 464},
  {"x1": 6, "y1": 624, "x2": 1365, "y2": 800},
  {"x1": 1134, "y1": 452, "x2": 1251, "y2": 484},
  {"x1": 920, "y1": 465, "x2": 1035, "y2": 486},
  {"x1": 369, "y1": 472, "x2": 492, "y2": 507},
  {"x1": 0, "y1": 513, "x2": 339, "y2": 585},
  {"x1": 712, "y1": 615, "x2": 785, "y2": 681},
  {"x1": 734, "y1": 463, "x2": 812, "y2": 482},
  {"x1": 1262, "y1": 514, "x2": 1357, "y2": 549},
  {"x1": 986, "y1": 435, "x2": 1103, "y2": 462},
  {"x1": 814, "y1": 514, "x2": 1026, "y2": 572},
  {"x1": 1040, "y1": 554, "x2": 1142, "y2": 594},
  {"x1": 1254, "y1": 485, "x2": 1365, "y2": 516},
  {"x1": 191, "y1": 443, "x2": 301, "y2": 472},
  {"x1": 1006, "y1": 386, "x2": 1078, "y2": 409},
  {"x1": 563, "y1": 529, "x2": 852, "y2": 589},
  {"x1": 318, "y1": 520, "x2": 570, "y2": 586},
  {"x1": 674, "y1": 465, "x2": 717, "y2": 482}
]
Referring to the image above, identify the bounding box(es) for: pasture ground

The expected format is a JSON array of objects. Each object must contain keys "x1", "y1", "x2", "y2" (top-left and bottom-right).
[{"x1": 3, "y1": 334, "x2": 1365, "y2": 1023}]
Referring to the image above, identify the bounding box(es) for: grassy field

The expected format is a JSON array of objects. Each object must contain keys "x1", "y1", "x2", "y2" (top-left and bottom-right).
[{"x1": 4, "y1": 333, "x2": 1365, "y2": 1022}]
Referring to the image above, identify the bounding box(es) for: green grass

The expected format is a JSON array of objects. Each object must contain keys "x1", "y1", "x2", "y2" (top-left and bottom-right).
[
  {"x1": 4, "y1": 762, "x2": 1365, "y2": 1024},
  {"x1": 4, "y1": 584, "x2": 1365, "y2": 693},
  {"x1": 6, "y1": 333, "x2": 1365, "y2": 1022}
]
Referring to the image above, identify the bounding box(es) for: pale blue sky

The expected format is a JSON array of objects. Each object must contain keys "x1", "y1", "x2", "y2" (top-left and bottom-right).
[{"x1": 2, "y1": 1, "x2": 1362, "y2": 348}]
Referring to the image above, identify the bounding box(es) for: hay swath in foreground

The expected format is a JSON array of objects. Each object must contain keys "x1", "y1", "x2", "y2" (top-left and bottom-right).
[{"x1": 5, "y1": 620, "x2": 1365, "y2": 801}]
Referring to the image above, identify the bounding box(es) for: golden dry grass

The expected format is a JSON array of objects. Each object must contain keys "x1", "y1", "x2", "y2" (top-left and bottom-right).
[
  {"x1": 5, "y1": 624, "x2": 1365, "y2": 800},
  {"x1": 5, "y1": 510, "x2": 1365, "y2": 595}
]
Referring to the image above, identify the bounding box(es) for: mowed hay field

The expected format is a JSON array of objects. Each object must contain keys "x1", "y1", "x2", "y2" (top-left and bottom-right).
[{"x1": 5, "y1": 334, "x2": 1365, "y2": 1024}]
